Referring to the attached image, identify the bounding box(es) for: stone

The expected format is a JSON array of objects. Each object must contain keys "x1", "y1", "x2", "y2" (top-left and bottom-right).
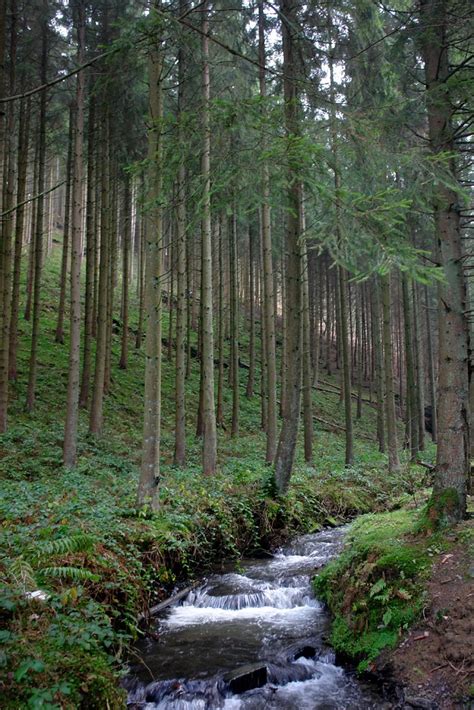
[
  {"x1": 224, "y1": 663, "x2": 268, "y2": 695},
  {"x1": 294, "y1": 645, "x2": 317, "y2": 661},
  {"x1": 404, "y1": 695, "x2": 434, "y2": 709}
]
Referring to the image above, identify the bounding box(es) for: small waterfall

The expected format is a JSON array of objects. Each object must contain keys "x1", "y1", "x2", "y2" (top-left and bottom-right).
[{"x1": 125, "y1": 526, "x2": 390, "y2": 709}]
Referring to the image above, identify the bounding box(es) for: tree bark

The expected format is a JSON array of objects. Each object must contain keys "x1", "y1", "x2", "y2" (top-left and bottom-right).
[
  {"x1": 26, "y1": 4, "x2": 48, "y2": 413},
  {"x1": 55, "y1": 105, "x2": 74, "y2": 344},
  {"x1": 119, "y1": 172, "x2": 131, "y2": 369},
  {"x1": 0, "y1": 0, "x2": 16, "y2": 431},
  {"x1": 402, "y1": 275, "x2": 418, "y2": 459},
  {"x1": 420, "y1": 0, "x2": 469, "y2": 522},
  {"x1": 258, "y1": 0, "x2": 277, "y2": 462},
  {"x1": 174, "y1": 12, "x2": 187, "y2": 464},
  {"x1": 301, "y1": 199, "x2": 313, "y2": 464},
  {"x1": 138, "y1": 15, "x2": 163, "y2": 509},
  {"x1": 79, "y1": 92, "x2": 96, "y2": 407},
  {"x1": 8, "y1": 96, "x2": 30, "y2": 382},
  {"x1": 88, "y1": 112, "x2": 110, "y2": 435},
  {"x1": 274, "y1": 0, "x2": 302, "y2": 494},
  {"x1": 63, "y1": 0, "x2": 85, "y2": 467},
  {"x1": 230, "y1": 210, "x2": 239, "y2": 437},
  {"x1": 245, "y1": 223, "x2": 255, "y2": 398},
  {"x1": 381, "y1": 274, "x2": 400, "y2": 473},
  {"x1": 200, "y1": 0, "x2": 217, "y2": 475}
]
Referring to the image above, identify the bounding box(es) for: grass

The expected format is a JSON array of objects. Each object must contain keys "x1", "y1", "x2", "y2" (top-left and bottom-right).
[{"x1": 0, "y1": 244, "x2": 430, "y2": 708}]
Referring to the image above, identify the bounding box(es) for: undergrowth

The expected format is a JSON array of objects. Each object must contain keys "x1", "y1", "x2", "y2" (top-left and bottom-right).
[
  {"x1": 0, "y1": 247, "x2": 430, "y2": 708},
  {"x1": 314, "y1": 509, "x2": 445, "y2": 672}
]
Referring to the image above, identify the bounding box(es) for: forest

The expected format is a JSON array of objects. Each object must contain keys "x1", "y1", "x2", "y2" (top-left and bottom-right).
[{"x1": 0, "y1": 0, "x2": 472, "y2": 707}]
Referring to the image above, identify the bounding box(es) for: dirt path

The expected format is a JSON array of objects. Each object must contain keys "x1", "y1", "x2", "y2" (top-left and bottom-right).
[{"x1": 377, "y1": 519, "x2": 473, "y2": 709}]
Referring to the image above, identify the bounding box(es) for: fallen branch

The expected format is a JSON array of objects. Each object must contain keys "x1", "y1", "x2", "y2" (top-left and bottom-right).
[
  {"x1": 429, "y1": 663, "x2": 448, "y2": 673},
  {"x1": 314, "y1": 382, "x2": 375, "y2": 406},
  {"x1": 312, "y1": 414, "x2": 375, "y2": 442},
  {"x1": 417, "y1": 460, "x2": 435, "y2": 471},
  {"x1": 137, "y1": 584, "x2": 197, "y2": 623}
]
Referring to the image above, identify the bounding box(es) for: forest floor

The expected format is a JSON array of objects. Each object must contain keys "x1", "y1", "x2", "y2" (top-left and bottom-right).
[
  {"x1": 1, "y1": 246, "x2": 470, "y2": 709},
  {"x1": 315, "y1": 506, "x2": 474, "y2": 709},
  {"x1": 377, "y1": 518, "x2": 474, "y2": 709}
]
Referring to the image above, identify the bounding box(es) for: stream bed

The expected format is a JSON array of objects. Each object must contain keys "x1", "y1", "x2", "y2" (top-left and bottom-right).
[{"x1": 126, "y1": 526, "x2": 393, "y2": 709}]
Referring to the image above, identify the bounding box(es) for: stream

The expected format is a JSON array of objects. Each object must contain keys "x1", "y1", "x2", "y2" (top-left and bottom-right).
[{"x1": 126, "y1": 527, "x2": 393, "y2": 709}]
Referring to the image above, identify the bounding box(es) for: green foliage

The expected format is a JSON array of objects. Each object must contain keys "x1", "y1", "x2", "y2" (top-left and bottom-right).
[
  {"x1": 0, "y1": 250, "x2": 429, "y2": 705},
  {"x1": 314, "y1": 509, "x2": 435, "y2": 671}
]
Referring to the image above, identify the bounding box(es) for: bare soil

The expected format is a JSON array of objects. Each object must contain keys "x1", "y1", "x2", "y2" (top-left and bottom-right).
[{"x1": 377, "y1": 519, "x2": 474, "y2": 709}]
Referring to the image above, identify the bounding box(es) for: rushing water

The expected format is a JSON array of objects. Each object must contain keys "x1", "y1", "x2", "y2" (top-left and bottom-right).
[{"x1": 126, "y1": 527, "x2": 392, "y2": 709}]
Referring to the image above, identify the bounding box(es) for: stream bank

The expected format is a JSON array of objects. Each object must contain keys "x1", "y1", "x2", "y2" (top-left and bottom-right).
[
  {"x1": 125, "y1": 527, "x2": 393, "y2": 709},
  {"x1": 315, "y1": 509, "x2": 474, "y2": 709},
  {"x1": 1, "y1": 459, "x2": 426, "y2": 708}
]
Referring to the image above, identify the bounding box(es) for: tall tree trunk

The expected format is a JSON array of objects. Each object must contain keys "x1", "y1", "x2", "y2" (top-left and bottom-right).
[
  {"x1": 402, "y1": 275, "x2": 418, "y2": 459},
  {"x1": 425, "y1": 284, "x2": 437, "y2": 442},
  {"x1": 372, "y1": 279, "x2": 385, "y2": 452},
  {"x1": 339, "y1": 268, "x2": 354, "y2": 465},
  {"x1": 104, "y1": 170, "x2": 117, "y2": 394},
  {"x1": 200, "y1": 1, "x2": 217, "y2": 474},
  {"x1": 274, "y1": 0, "x2": 302, "y2": 494},
  {"x1": 301, "y1": 199, "x2": 313, "y2": 464},
  {"x1": 230, "y1": 210, "x2": 239, "y2": 437},
  {"x1": 325, "y1": 260, "x2": 332, "y2": 375},
  {"x1": 24, "y1": 140, "x2": 39, "y2": 322},
  {"x1": 413, "y1": 283, "x2": 425, "y2": 452},
  {"x1": 138, "y1": 15, "x2": 163, "y2": 509},
  {"x1": 173, "y1": 190, "x2": 186, "y2": 459},
  {"x1": 174, "y1": 12, "x2": 187, "y2": 465},
  {"x1": 119, "y1": 173, "x2": 131, "y2": 369},
  {"x1": 55, "y1": 106, "x2": 74, "y2": 344},
  {"x1": 166, "y1": 220, "x2": 174, "y2": 361},
  {"x1": 26, "y1": 4, "x2": 48, "y2": 412},
  {"x1": 246, "y1": 223, "x2": 255, "y2": 398},
  {"x1": 89, "y1": 113, "x2": 110, "y2": 435},
  {"x1": 420, "y1": 0, "x2": 469, "y2": 522},
  {"x1": 79, "y1": 93, "x2": 96, "y2": 407},
  {"x1": 328, "y1": 37, "x2": 353, "y2": 464},
  {"x1": 381, "y1": 274, "x2": 400, "y2": 473},
  {"x1": 0, "y1": 0, "x2": 16, "y2": 431},
  {"x1": 135, "y1": 188, "x2": 145, "y2": 349},
  {"x1": 258, "y1": 0, "x2": 277, "y2": 462},
  {"x1": 216, "y1": 213, "x2": 225, "y2": 428},
  {"x1": 9, "y1": 96, "x2": 31, "y2": 381},
  {"x1": 356, "y1": 288, "x2": 363, "y2": 419},
  {"x1": 63, "y1": 0, "x2": 85, "y2": 467}
]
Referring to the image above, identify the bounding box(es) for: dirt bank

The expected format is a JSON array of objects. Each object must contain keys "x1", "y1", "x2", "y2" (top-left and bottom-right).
[{"x1": 376, "y1": 519, "x2": 473, "y2": 709}]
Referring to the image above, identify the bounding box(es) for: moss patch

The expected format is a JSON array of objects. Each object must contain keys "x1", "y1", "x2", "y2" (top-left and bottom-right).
[{"x1": 314, "y1": 509, "x2": 437, "y2": 672}]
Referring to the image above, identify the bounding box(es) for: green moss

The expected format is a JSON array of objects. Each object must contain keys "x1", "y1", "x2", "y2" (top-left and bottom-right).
[
  {"x1": 421, "y1": 487, "x2": 462, "y2": 530},
  {"x1": 314, "y1": 509, "x2": 434, "y2": 671}
]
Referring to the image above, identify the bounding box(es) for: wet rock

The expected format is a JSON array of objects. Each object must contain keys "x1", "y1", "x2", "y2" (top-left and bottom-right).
[
  {"x1": 267, "y1": 661, "x2": 317, "y2": 685},
  {"x1": 404, "y1": 694, "x2": 435, "y2": 709},
  {"x1": 294, "y1": 645, "x2": 317, "y2": 660},
  {"x1": 224, "y1": 663, "x2": 268, "y2": 694}
]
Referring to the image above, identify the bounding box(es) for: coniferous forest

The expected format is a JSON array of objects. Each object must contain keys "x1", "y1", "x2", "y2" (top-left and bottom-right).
[{"x1": 0, "y1": 0, "x2": 473, "y2": 707}]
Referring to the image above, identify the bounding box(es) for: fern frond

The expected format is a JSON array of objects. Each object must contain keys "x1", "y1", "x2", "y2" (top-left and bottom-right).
[
  {"x1": 38, "y1": 566, "x2": 100, "y2": 583},
  {"x1": 8, "y1": 557, "x2": 37, "y2": 592},
  {"x1": 33, "y1": 534, "x2": 96, "y2": 559}
]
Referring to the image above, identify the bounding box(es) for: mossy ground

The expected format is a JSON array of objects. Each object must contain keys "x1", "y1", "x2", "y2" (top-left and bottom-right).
[
  {"x1": 0, "y1": 246, "x2": 430, "y2": 708},
  {"x1": 313, "y1": 508, "x2": 458, "y2": 673}
]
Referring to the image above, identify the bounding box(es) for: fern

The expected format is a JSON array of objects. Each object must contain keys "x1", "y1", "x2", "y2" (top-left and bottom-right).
[
  {"x1": 38, "y1": 566, "x2": 100, "y2": 583},
  {"x1": 32, "y1": 533, "x2": 96, "y2": 559},
  {"x1": 8, "y1": 556, "x2": 37, "y2": 592}
]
